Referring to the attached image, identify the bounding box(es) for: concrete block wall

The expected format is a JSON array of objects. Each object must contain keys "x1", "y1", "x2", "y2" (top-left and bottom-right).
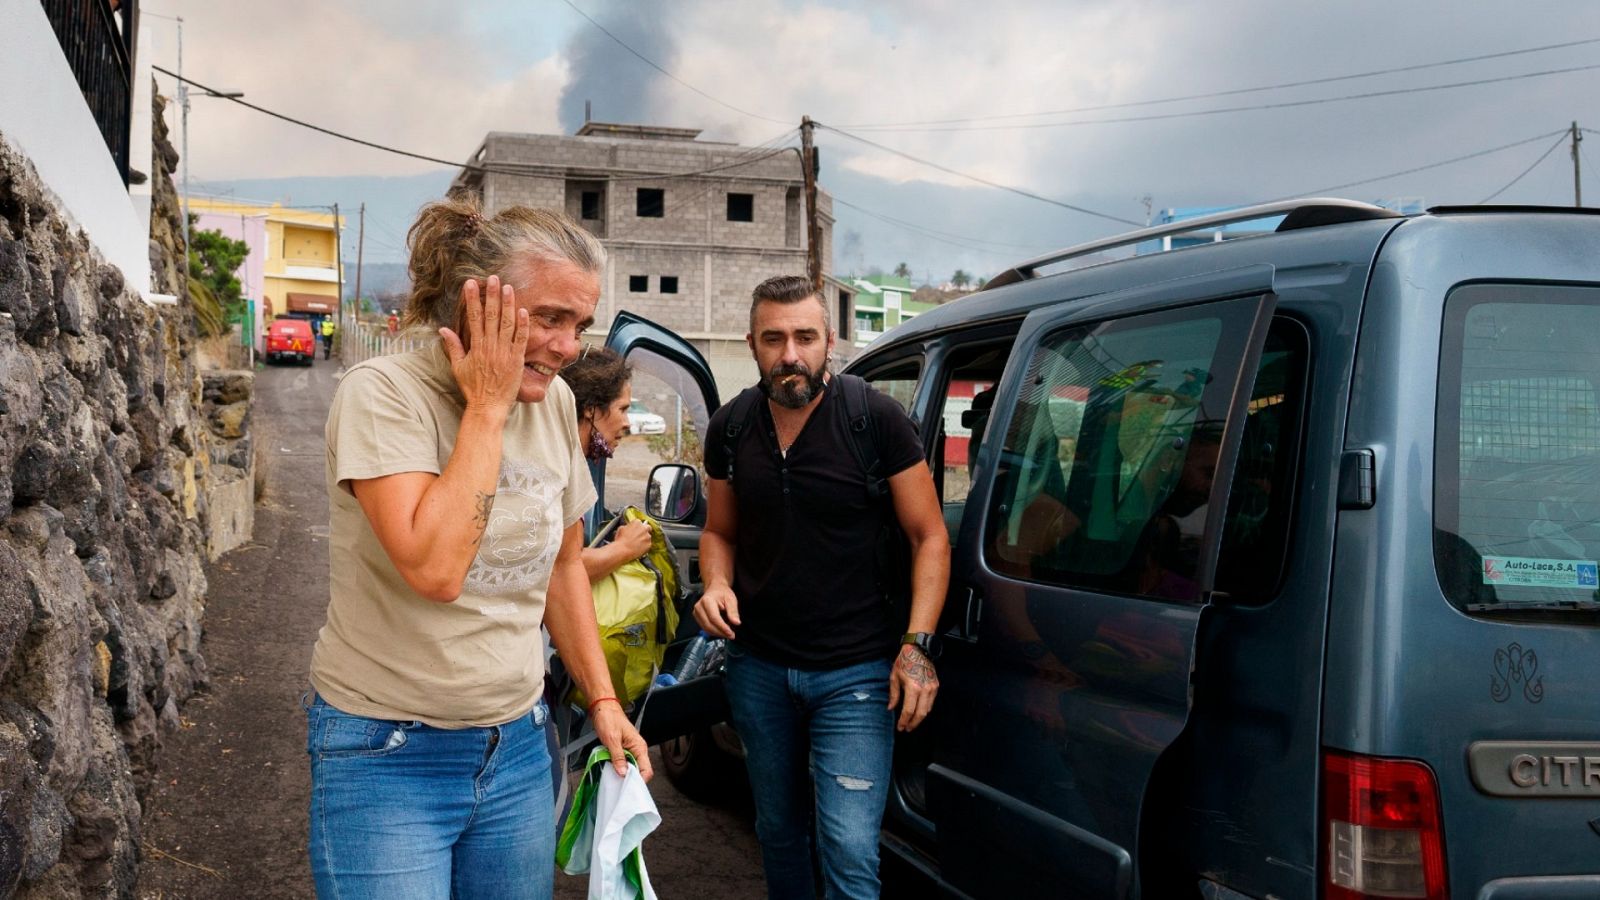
[
  {"x1": 484, "y1": 172, "x2": 565, "y2": 213},
  {"x1": 606, "y1": 246, "x2": 708, "y2": 334},
  {"x1": 605, "y1": 181, "x2": 710, "y2": 245},
  {"x1": 705, "y1": 248, "x2": 810, "y2": 336},
  {"x1": 598, "y1": 245, "x2": 812, "y2": 338},
  {"x1": 469, "y1": 129, "x2": 829, "y2": 342}
]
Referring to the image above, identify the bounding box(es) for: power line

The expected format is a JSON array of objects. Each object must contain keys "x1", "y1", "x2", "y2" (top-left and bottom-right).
[
  {"x1": 559, "y1": 0, "x2": 790, "y2": 126},
  {"x1": 846, "y1": 62, "x2": 1600, "y2": 133},
  {"x1": 155, "y1": 64, "x2": 480, "y2": 169},
  {"x1": 839, "y1": 36, "x2": 1600, "y2": 129},
  {"x1": 832, "y1": 196, "x2": 1050, "y2": 254},
  {"x1": 817, "y1": 123, "x2": 1142, "y2": 226},
  {"x1": 1264, "y1": 130, "x2": 1567, "y2": 202},
  {"x1": 154, "y1": 65, "x2": 797, "y2": 185},
  {"x1": 1478, "y1": 132, "x2": 1571, "y2": 203},
  {"x1": 601, "y1": 140, "x2": 797, "y2": 182}
]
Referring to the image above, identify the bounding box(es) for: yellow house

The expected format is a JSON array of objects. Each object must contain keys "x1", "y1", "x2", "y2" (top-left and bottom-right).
[{"x1": 184, "y1": 196, "x2": 344, "y2": 327}]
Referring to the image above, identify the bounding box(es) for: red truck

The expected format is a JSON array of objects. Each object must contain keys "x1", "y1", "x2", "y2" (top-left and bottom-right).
[{"x1": 265, "y1": 318, "x2": 315, "y2": 366}]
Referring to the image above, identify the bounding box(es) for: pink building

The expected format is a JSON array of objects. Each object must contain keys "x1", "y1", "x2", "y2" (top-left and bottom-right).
[{"x1": 190, "y1": 209, "x2": 269, "y2": 318}]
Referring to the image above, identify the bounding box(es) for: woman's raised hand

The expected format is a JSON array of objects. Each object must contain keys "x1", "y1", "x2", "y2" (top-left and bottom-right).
[{"x1": 439, "y1": 275, "x2": 529, "y2": 417}]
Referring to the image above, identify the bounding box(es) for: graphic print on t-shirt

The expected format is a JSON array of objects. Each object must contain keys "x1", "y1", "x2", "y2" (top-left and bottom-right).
[{"x1": 463, "y1": 457, "x2": 566, "y2": 598}]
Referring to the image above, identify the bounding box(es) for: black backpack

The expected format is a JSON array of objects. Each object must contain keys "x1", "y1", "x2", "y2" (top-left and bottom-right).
[{"x1": 719, "y1": 373, "x2": 914, "y2": 624}]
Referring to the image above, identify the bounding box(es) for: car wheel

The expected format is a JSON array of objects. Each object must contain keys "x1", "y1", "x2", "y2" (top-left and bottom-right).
[{"x1": 661, "y1": 729, "x2": 744, "y2": 805}]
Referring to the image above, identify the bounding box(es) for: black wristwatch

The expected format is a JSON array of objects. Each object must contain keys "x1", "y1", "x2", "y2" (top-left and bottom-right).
[{"x1": 901, "y1": 632, "x2": 941, "y2": 660}]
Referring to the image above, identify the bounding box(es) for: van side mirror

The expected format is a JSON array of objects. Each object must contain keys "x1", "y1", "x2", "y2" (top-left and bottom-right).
[{"x1": 646, "y1": 464, "x2": 699, "y2": 522}]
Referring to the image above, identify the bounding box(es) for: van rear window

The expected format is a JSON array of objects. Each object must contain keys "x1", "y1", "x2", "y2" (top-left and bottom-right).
[{"x1": 1435, "y1": 283, "x2": 1600, "y2": 614}]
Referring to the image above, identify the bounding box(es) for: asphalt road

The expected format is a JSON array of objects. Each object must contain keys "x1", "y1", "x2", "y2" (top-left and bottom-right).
[{"x1": 136, "y1": 352, "x2": 767, "y2": 899}]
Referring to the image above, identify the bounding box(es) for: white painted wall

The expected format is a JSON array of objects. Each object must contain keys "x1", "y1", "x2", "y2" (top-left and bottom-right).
[{"x1": 0, "y1": 0, "x2": 153, "y2": 301}]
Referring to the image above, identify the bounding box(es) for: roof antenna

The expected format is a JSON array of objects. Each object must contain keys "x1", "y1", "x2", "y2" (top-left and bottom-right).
[{"x1": 585, "y1": 99, "x2": 592, "y2": 123}]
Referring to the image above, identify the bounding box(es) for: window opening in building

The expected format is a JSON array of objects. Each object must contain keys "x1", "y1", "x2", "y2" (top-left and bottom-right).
[
  {"x1": 785, "y1": 187, "x2": 801, "y2": 247},
  {"x1": 581, "y1": 191, "x2": 601, "y2": 220},
  {"x1": 629, "y1": 275, "x2": 649, "y2": 293},
  {"x1": 727, "y1": 193, "x2": 754, "y2": 222},
  {"x1": 660, "y1": 276, "x2": 679, "y2": 294},
  {"x1": 637, "y1": 188, "x2": 665, "y2": 218}
]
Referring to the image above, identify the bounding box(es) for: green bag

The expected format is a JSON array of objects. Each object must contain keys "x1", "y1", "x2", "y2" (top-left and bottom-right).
[{"x1": 573, "y1": 507, "x2": 681, "y2": 708}]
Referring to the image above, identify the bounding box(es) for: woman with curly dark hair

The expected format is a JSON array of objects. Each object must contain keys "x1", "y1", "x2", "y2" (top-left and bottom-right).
[{"x1": 562, "y1": 346, "x2": 655, "y2": 580}]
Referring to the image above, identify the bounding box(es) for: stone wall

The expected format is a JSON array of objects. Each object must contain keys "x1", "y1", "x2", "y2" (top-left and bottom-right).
[{"x1": 0, "y1": 88, "x2": 237, "y2": 898}]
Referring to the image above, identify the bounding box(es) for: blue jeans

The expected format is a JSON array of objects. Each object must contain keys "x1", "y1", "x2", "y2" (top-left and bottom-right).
[
  {"x1": 724, "y1": 645, "x2": 895, "y2": 900},
  {"x1": 305, "y1": 694, "x2": 555, "y2": 899}
]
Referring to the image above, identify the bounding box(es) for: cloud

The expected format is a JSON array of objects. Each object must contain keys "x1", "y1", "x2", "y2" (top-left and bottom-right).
[
  {"x1": 632, "y1": 0, "x2": 1594, "y2": 206},
  {"x1": 156, "y1": 0, "x2": 1600, "y2": 279},
  {"x1": 151, "y1": 0, "x2": 568, "y2": 180}
]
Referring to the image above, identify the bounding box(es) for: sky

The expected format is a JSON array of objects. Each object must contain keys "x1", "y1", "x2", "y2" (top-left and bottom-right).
[{"x1": 141, "y1": 0, "x2": 1600, "y2": 282}]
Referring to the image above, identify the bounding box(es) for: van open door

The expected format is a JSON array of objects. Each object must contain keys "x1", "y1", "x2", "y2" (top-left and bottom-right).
[{"x1": 593, "y1": 311, "x2": 726, "y2": 747}]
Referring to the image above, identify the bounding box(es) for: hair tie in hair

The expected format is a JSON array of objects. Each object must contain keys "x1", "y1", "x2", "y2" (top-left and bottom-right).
[{"x1": 465, "y1": 212, "x2": 484, "y2": 232}]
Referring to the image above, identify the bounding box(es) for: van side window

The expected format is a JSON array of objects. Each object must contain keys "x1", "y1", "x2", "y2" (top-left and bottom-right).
[
  {"x1": 1435, "y1": 284, "x2": 1600, "y2": 616},
  {"x1": 930, "y1": 341, "x2": 1014, "y2": 540},
  {"x1": 864, "y1": 361, "x2": 921, "y2": 415},
  {"x1": 984, "y1": 303, "x2": 1259, "y2": 602},
  {"x1": 1213, "y1": 320, "x2": 1309, "y2": 601}
]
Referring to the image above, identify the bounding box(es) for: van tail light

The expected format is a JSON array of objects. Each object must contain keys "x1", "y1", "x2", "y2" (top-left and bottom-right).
[{"x1": 1322, "y1": 750, "x2": 1448, "y2": 900}]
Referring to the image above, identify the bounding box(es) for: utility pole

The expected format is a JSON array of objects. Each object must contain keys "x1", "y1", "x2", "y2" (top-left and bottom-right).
[
  {"x1": 354, "y1": 203, "x2": 366, "y2": 322},
  {"x1": 147, "y1": 12, "x2": 240, "y2": 274},
  {"x1": 801, "y1": 116, "x2": 821, "y2": 294},
  {"x1": 241, "y1": 212, "x2": 254, "y2": 369},
  {"x1": 1572, "y1": 122, "x2": 1584, "y2": 207},
  {"x1": 175, "y1": 16, "x2": 188, "y2": 255},
  {"x1": 332, "y1": 203, "x2": 342, "y2": 357}
]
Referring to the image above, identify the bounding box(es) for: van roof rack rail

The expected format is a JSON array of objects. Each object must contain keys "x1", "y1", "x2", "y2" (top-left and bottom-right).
[
  {"x1": 984, "y1": 198, "x2": 1403, "y2": 290},
  {"x1": 1427, "y1": 204, "x2": 1600, "y2": 216}
]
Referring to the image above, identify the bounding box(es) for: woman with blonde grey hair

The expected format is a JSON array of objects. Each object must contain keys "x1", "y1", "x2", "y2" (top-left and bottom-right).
[{"x1": 307, "y1": 197, "x2": 650, "y2": 898}]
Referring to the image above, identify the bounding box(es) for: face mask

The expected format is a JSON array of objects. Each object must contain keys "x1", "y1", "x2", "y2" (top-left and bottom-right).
[{"x1": 584, "y1": 422, "x2": 615, "y2": 461}]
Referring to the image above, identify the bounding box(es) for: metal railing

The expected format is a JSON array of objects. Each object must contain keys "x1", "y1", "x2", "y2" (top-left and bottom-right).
[
  {"x1": 40, "y1": 0, "x2": 139, "y2": 185},
  {"x1": 339, "y1": 320, "x2": 430, "y2": 368}
]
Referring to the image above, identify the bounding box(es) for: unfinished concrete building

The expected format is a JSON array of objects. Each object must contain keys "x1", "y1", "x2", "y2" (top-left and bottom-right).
[{"x1": 450, "y1": 123, "x2": 839, "y2": 396}]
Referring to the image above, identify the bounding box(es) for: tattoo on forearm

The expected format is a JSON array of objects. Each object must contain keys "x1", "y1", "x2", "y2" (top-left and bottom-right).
[
  {"x1": 471, "y1": 491, "x2": 495, "y2": 544},
  {"x1": 898, "y1": 648, "x2": 938, "y2": 687}
]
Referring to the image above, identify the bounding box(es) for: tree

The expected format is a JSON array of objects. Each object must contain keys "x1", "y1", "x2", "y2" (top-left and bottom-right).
[
  {"x1": 976, "y1": 276, "x2": 988, "y2": 289},
  {"x1": 951, "y1": 269, "x2": 971, "y2": 289},
  {"x1": 892, "y1": 262, "x2": 911, "y2": 279},
  {"x1": 188, "y1": 277, "x2": 227, "y2": 337},
  {"x1": 372, "y1": 289, "x2": 409, "y2": 318},
  {"x1": 187, "y1": 219, "x2": 250, "y2": 321}
]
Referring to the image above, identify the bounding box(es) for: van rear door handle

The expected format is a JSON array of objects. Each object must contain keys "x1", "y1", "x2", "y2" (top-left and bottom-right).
[{"x1": 1338, "y1": 449, "x2": 1376, "y2": 509}]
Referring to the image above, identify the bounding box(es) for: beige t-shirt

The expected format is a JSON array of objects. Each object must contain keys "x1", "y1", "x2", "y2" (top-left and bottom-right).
[{"x1": 310, "y1": 340, "x2": 596, "y2": 728}]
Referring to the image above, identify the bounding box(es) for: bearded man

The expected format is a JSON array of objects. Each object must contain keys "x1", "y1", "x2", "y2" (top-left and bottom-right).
[{"x1": 695, "y1": 274, "x2": 949, "y2": 900}]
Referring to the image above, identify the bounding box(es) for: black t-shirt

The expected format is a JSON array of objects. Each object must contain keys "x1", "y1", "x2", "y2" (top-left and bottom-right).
[{"x1": 704, "y1": 380, "x2": 924, "y2": 669}]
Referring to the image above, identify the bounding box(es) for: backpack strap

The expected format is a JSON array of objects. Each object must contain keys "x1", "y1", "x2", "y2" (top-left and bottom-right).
[
  {"x1": 835, "y1": 373, "x2": 891, "y2": 503},
  {"x1": 720, "y1": 386, "x2": 764, "y2": 490}
]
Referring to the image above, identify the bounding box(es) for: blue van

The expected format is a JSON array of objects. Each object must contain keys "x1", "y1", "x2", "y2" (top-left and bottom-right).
[{"x1": 598, "y1": 199, "x2": 1600, "y2": 899}]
